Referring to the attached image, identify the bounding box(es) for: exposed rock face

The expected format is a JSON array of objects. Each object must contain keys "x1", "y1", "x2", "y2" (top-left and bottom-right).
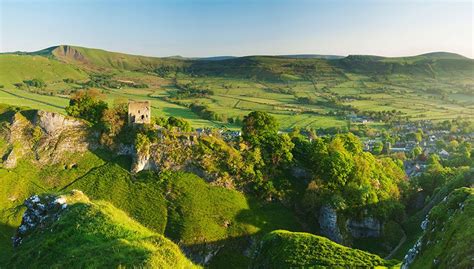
[
  {"x1": 34, "y1": 111, "x2": 95, "y2": 163},
  {"x1": 347, "y1": 217, "x2": 381, "y2": 238},
  {"x1": 3, "y1": 148, "x2": 18, "y2": 169},
  {"x1": 53, "y1": 45, "x2": 88, "y2": 63},
  {"x1": 2, "y1": 110, "x2": 96, "y2": 168},
  {"x1": 131, "y1": 151, "x2": 155, "y2": 173},
  {"x1": 401, "y1": 215, "x2": 428, "y2": 269},
  {"x1": 318, "y1": 205, "x2": 343, "y2": 243},
  {"x1": 12, "y1": 192, "x2": 74, "y2": 247},
  {"x1": 181, "y1": 243, "x2": 223, "y2": 266},
  {"x1": 131, "y1": 134, "x2": 195, "y2": 174},
  {"x1": 35, "y1": 110, "x2": 84, "y2": 135},
  {"x1": 116, "y1": 144, "x2": 134, "y2": 155}
]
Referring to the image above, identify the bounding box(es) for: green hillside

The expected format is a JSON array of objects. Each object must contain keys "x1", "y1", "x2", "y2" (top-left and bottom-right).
[
  {"x1": 8, "y1": 191, "x2": 197, "y2": 268},
  {"x1": 0, "y1": 45, "x2": 472, "y2": 130},
  {"x1": 406, "y1": 187, "x2": 474, "y2": 269},
  {"x1": 0, "y1": 54, "x2": 87, "y2": 87},
  {"x1": 38, "y1": 45, "x2": 187, "y2": 71},
  {"x1": 252, "y1": 230, "x2": 398, "y2": 268}
]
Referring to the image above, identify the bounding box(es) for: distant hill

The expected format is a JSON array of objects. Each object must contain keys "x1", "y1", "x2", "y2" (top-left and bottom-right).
[
  {"x1": 2, "y1": 45, "x2": 472, "y2": 82},
  {"x1": 279, "y1": 54, "x2": 345, "y2": 60},
  {"x1": 0, "y1": 53, "x2": 88, "y2": 86},
  {"x1": 27, "y1": 45, "x2": 187, "y2": 71}
]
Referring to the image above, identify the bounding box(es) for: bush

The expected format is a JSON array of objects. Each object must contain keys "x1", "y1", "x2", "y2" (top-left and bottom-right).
[{"x1": 65, "y1": 89, "x2": 108, "y2": 125}]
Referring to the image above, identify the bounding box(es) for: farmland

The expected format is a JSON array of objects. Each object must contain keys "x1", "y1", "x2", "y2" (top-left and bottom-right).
[{"x1": 0, "y1": 46, "x2": 472, "y2": 130}]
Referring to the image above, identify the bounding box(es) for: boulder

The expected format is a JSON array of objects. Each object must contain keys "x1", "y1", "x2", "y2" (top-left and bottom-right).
[
  {"x1": 12, "y1": 193, "x2": 73, "y2": 247},
  {"x1": 35, "y1": 111, "x2": 84, "y2": 135},
  {"x1": 3, "y1": 148, "x2": 18, "y2": 169},
  {"x1": 318, "y1": 205, "x2": 343, "y2": 243},
  {"x1": 347, "y1": 217, "x2": 381, "y2": 238}
]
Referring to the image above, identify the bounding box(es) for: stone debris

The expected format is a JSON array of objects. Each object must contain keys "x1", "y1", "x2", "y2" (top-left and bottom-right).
[
  {"x1": 12, "y1": 194, "x2": 69, "y2": 247},
  {"x1": 420, "y1": 218, "x2": 429, "y2": 230}
]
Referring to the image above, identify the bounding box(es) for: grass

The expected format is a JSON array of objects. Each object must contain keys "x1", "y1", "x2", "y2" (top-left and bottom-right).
[
  {"x1": 7, "y1": 191, "x2": 198, "y2": 268},
  {"x1": 410, "y1": 187, "x2": 474, "y2": 269},
  {"x1": 1, "y1": 46, "x2": 472, "y2": 131},
  {"x1": 1, "y1": 156, "x2": 303, "y2": 268},
  {"x1": 0, "y1": 54, "x2": 87, "y2": 87},
  {"x1": 252, "y1": 230, "x2": 399, "y2": 268},
  {"x1": 0, "y1": 105, "x2": 303, "y2": 267}
]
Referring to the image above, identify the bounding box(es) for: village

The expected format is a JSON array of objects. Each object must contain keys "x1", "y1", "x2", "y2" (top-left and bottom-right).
[{"x1": 128, "y1": 100, "x2": 473, "y2": 180}]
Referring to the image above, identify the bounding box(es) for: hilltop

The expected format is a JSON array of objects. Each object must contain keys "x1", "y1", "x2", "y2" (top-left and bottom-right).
[
  {"x1": 8, "y1": 190, "x2": 197, "y2": 268},
  {"x1": 0, "y1": 44, "x2": 472, "y2": 130},
  {"x1": 253, "y1": 230, "x2": 398, "y2": 268}
]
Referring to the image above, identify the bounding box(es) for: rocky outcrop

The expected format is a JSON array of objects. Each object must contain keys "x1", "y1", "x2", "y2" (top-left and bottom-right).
[
  {"x1": 52, "y1": 45, "x2": 88, "y2": 63},
  {"x1": 12, "y1": 191, "x2": 83, "y2": 246},
  {"x1": 1, "y1": 110, "x2": 97, "y2": 168},
  {"x1": 34, "y1": 111, "x2": 95, "y2": 163},
  {"x1": 131, "y1": 150, "x2": 155, "y2": 173},
  {"x1": 318, "y1": 205, "x2": 343, "y2": 243},
  {"x1": 401, "y1": 215, "x2": 428, "y2": 269},
  {"x1": 131, "y1": 134, "x2": 195, "y2": 174},
  {"x1": 347, "y1": 217, "x2": 381, "y2": 238},
  {"x1": 182, "y1": 243, "x2": 223, "y2": 266},
  {"x1": 35, "y1": 110, "x2": 84, "y2": 135},
  {"x1": 3, "y1": 148, "x2": 18, "y2": 169}
]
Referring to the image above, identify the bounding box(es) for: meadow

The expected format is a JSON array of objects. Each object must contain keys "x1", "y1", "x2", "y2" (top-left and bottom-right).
[{"x1": 0, "y1": 46, "x2": 472, "y2": 131}]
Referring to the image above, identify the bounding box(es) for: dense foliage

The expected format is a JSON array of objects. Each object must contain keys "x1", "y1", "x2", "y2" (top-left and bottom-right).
[
  {"x1": 294, "y1": 133, "x2": 407, "y2": 219},
  {"x1": 65, "y1": 89, "x2": 108, "y2": 125}
]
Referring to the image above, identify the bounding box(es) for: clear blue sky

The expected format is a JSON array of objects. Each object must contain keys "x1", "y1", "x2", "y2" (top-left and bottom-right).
[{"x1": 1, "y1": 0, "x2": 472, "y2": 58}]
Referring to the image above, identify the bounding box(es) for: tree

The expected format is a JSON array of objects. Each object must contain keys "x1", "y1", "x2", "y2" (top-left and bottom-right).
[
  {"x1": 66, "y1": 89, "x2": 108, "y2": 124},
  {"x1": 296, "y1": 133, "x2": 406, "y2": 220},
  {"x1": 242, "y1": 111, "x2": 279, "y2": 146},
  {"x1": 372, "y1": 141, "x2": 384, "y2": 155},
  {"x1": 167, "y1": 116, "x2": 192, "y2": 132},
  {"x1": 240, "y1": 111, "x2": 294, "y2": 199},
  {"x1": 412, "y1": 146, "x2": 423, "y2": 158},
  {"x1": 100, "y1": 101, "x2": 128, "y2": 146}
]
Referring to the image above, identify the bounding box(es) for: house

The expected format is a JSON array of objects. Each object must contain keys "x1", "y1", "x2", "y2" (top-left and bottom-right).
[
  {"x1": 128, "y1": 101, "x2": 151, "y2": 125},
  {"x1": 439, "y1": 149, "x2": 450, "y2": 159}
]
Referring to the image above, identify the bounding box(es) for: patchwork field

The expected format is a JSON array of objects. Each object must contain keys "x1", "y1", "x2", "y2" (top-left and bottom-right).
[{"x1": 0, "y1": 46, "x2": 472, "y2": 130}]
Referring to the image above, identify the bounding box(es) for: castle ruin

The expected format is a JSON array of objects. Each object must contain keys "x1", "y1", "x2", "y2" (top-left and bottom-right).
[{"x1": 128, "y1": 101, "x2": 151, "y2": 125}]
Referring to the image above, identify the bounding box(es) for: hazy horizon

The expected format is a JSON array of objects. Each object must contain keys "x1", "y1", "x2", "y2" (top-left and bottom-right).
[{"x1": 1, "y1": 0, "x2": 473, "y2": 58}]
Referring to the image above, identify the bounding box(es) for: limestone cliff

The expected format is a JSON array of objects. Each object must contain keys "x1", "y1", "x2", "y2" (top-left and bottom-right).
[{"x1": 1, "y1": 110, "x2": 97, "y2": 168}]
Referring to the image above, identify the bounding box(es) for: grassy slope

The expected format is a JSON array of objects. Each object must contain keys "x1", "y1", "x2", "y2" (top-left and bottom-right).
[
  {"x1": 0, "y1": 54, "x2": 87, "y2": 87},
  {"x1": 392, "y1": 170, "x2": 474, "y2": 260},
  {"x1": 252, "y1": 230, "x2": 398, "y2": 269},
  {"x1": 8, "y1": 191, "x2": 197, "y2": 268},
  {"x1": 0, "y1": 158, "x2": 302, "y2": 268},
  {"x1": 410, "y1": 187, "x2": 474, "y2": 269},
  {"x1": 1, "y1": 46, "x2": 472, "y2": 130},
  {"x1": 50, "y1": 45, "x2": 186, "y2": 71},
  {"x1": 67, "y1": 164, "x2": 302, "y2": 245},
  {"x1": 0, "y1": 103, "x2": 302, "y2": 267}
]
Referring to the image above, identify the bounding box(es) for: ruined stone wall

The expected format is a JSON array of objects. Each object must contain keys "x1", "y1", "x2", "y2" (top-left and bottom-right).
[{"x1": 128, "y1": 101, "x2": 151, "y2": 124}]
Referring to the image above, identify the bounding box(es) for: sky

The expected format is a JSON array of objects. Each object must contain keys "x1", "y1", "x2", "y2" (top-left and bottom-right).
[{"x1": 0, "y1": 0, "x2": 473, "y2": 58}]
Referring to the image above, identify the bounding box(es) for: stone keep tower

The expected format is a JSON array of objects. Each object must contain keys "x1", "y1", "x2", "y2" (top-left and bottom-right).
[{"x1": 128, "y1": 101, "x2": 151, "y2": 125}]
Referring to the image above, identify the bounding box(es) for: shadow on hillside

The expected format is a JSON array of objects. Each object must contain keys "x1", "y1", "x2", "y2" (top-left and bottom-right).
[
  {"x1": 174, "y1": 198, "x2": 307, "y2": 268},
  {"x1": 0, "y1": 221, "x2": 16, "y2": 265},
  {"x1": 91, "y1": 148, "x2": 132, "y2": 171},
  {"x1": 162, "y1": 106, "x2": 198, "y2": 118}
]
